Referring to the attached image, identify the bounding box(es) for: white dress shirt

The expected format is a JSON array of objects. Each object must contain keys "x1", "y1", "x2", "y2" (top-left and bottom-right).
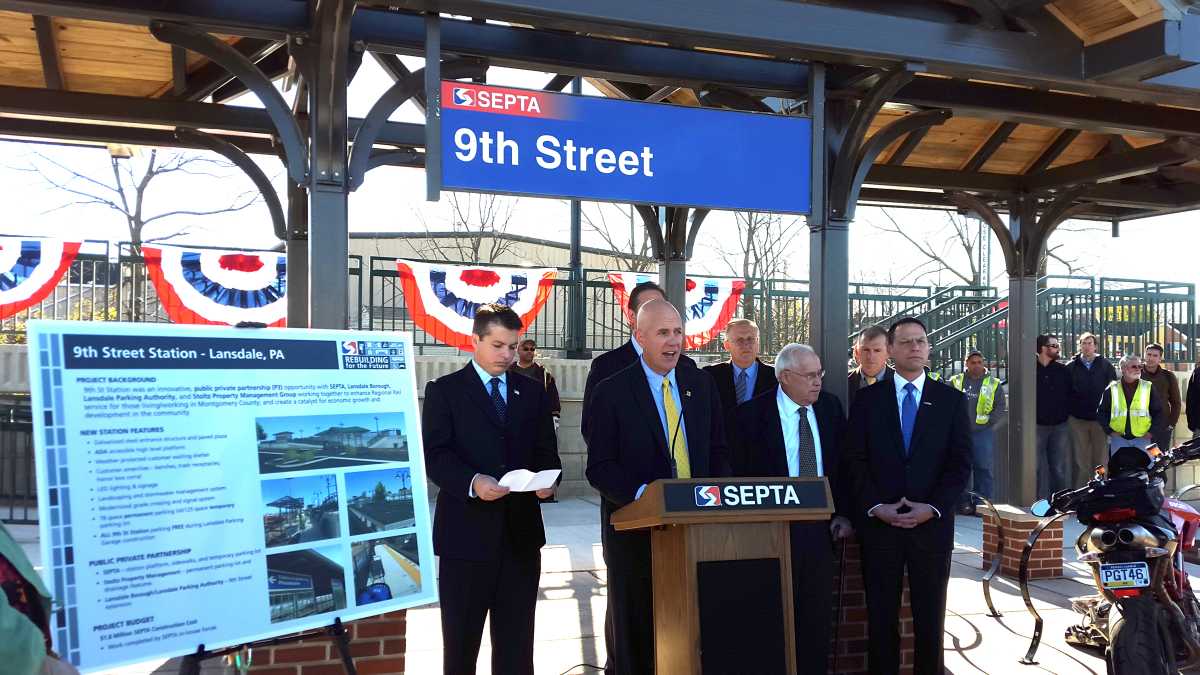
[{"x1": 775, "y1": 386, "x2": 824, "y2": 476}]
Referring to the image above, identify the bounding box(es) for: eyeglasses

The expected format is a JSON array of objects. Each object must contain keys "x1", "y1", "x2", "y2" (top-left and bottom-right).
[
  {"x1": 1127, "y1": 364, "x2": 1143, "y2": 370},
  {"x1": 729, "y1": 337, "x2": 759, "y2": 346},
  {"x1": 784, "y1": 370, "x2": 825, "y2": 381}
]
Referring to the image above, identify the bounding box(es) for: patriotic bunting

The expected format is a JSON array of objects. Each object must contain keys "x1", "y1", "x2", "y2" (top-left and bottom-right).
[
  {"x1": 0, "y1": 236, "x2": 81, "y2": 320},
  {"x1": 142, "y1": 245, "x2": 288, "y2": 327},
  {"x1": 607, "y1": 271, "x2": 746, "y2": 349},
  {"x1": 396, "y1": 259, "x2": 557, "y2": 351}
]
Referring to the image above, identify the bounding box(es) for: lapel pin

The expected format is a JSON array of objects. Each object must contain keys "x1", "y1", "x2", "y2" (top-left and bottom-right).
[
  {"x1": 685, "y1": 390, "x2": 692, "y2": 398},
  {"x1": 514, "y1": 389, "x2": 521, "y2": 396},
  {"x1": 922, "y1": 401, "x2": 932, "y2": 406}
]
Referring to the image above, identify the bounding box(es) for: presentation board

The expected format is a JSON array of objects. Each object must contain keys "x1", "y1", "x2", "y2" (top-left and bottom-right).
[{"x1": 26, "y1": 321, "x2": 436, "y2": 673}]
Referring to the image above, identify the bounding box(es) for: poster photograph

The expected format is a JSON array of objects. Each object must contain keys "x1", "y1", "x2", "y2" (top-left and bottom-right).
[{"x1": 26, "y1": 321, "x2": 436, "y2": 673}]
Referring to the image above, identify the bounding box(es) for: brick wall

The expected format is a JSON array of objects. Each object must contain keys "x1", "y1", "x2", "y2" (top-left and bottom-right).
[
  {"x1": 830, "y1": 540, "x2": 915, "y2": 674},
  {"x1": 246, "y1": 611, "x2": 407, "y2": 675},
  {"x1": 982, "y1": 506, "x2": 1063, "y2": 580}
]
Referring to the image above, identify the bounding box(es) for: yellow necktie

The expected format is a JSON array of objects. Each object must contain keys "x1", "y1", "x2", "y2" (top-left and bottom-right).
[{"x1": 662, "y1": 378, "x2": 691, "y2": 478}]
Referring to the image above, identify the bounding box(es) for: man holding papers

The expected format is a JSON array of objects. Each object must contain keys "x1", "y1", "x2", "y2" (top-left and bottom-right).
[
  {"x1": 586, "y1": 300, "x2": 731, "y2": 673},
  {"x1": 422, "y1": 304, "x2": 561, "y2": 675}
]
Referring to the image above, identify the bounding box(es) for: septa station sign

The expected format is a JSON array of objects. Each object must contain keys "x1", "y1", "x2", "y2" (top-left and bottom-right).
[{"x1": 440, "y1": 81, "x2": 812, "y2": 214}]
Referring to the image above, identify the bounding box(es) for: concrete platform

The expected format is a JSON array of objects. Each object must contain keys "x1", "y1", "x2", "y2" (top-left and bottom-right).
[{"x1": 16, "y1": 499, "x2": 1200, "y2": 674}]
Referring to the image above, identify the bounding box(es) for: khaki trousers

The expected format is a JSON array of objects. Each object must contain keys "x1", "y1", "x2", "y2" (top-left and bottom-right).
[{"x1": 1069, "y1": 416, "x2": 1108, "y2": 484}]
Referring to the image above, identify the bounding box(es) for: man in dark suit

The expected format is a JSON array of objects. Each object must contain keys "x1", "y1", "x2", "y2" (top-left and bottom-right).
[
  {"x1": 422, "y1": 304, "x2": 561, "y2": 675},
  {"x1": 586, "y1": 300, "x2": 732, "y2": 674},
  {"x1": 703, "y1": 318, "x2": 777, "y2": 463},
  {"x1": 848, "y1": 324, "x2": 893, "y2": 409},
  {"x1": 734, "y1": 342, "x2": 852, "y2": 673},
  {"x1": 845, "y1": 317, "x2": 972, "y2": 675},
  {"x1": 582, "y1": 281, "x2": 696, "y2": 442}
]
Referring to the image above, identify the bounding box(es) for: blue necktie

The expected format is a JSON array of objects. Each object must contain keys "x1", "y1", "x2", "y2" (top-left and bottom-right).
[
  {"x1": 735, "y1": 369, "x2": 749, "y2": 403},
  {"x1": 489, "y1": 377, "x2": 507, "y2": 423},
  {"x1": 901, "y1": 382, "x2": 918, "y2": 456}
]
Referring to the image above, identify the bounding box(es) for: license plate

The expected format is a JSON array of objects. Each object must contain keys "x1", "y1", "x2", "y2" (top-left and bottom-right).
[{"x1": 1099, "y1": 562, "x2": 1151, "y2": 589}]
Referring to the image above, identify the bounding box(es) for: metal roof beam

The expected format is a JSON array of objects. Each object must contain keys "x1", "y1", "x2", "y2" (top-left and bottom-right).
[
  {"x1": 32, "y1": 15, "x2": 64, "y2": 90},
  {"x1": 885, "y1": 126, "x2": 930, "y2": 166},
  {"x1": 866, "y1": 164, "x2": 1020, "y2": 192},
  {"x1": 893, "y1": 77, "x2": 1200, "y2": 137},
  {"x1": 405, "y1": 0, "x2": 1080, "y2": 83},
  {"x1": 1023, "y1": 129, "x2": 1079, "y2": 174},
  {"x1": 963, "y1": 121, "x2": 1017, "y2": 172},
  {"x1": 0, "y1": 85, "x2": 424, "y2": 148},
  {"x1": 1084, "y1": 14, "x2": 1200, "y2": 83},
  {"x1": 1022, "y1": 139, "x2": 1200, "y2": 191}
]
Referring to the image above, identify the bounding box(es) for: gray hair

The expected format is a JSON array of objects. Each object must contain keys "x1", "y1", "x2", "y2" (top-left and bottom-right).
[
  {"x1": 1119, "y1": 354, "x2": 1141, "y2": 370},
  {"x1": 724, "y1": 318, "x2": 759, "y2": 337},
  {"x1": 775, "y1": 343, "x2": 818, "y2": 373}
]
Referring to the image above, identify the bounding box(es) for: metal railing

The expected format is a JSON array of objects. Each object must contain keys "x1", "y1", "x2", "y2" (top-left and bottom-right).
[{"x1": 1, "y1": 417, "x2": 36, "y2": 524}]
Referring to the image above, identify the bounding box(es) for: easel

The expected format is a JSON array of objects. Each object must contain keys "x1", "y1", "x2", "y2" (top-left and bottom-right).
[{"x1": 178, "y1": 617, "x2": 357, "y2": 675}]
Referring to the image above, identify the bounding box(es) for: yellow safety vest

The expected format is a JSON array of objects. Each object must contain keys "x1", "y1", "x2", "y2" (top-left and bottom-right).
[
  {"x1": 925, "y1": 368, "x2": 942, "y2": 381},
  {"x1": 949, "y1": 373, "x2": 999, "y2": 425},
  {"x1": 1107, "y1": 380, "x2": 1153, "y2": 438}
]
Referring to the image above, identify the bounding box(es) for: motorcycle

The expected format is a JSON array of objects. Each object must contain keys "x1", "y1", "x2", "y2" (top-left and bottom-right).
[{"x1": 1030, "y1": 436, "x2": 1200, "y2": 674}]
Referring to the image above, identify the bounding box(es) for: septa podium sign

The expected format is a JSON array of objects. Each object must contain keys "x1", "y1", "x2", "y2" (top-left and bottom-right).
[{"x1": 440, "y1": 81, "x2": 812, "y2": 213}]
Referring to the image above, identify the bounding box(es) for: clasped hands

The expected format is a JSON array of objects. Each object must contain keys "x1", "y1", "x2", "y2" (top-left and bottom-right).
[
  {"x1": 873, "y1": 497, "x2": 936, "y2": 528},
  {"x1": 472, "y1": 474, "x2": 555, "y2": 501}
]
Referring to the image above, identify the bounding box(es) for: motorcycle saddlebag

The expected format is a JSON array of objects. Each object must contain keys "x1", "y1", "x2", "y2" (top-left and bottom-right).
[{"x1": 1075, "y1": 474, "x2": 1165, "y2": 524}]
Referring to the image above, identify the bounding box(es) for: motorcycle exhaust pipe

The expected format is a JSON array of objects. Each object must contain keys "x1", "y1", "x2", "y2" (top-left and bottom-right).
[
  {"x1": 1099, "y1": 529, "x2": 1119, "y2": 549},
  {"x1": 1117, "y1": 525, "x2": 1160, "y2": 549}
]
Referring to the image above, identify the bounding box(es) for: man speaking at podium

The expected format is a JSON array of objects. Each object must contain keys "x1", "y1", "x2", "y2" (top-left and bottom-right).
[
  {"x1": 734, "y1": 342, "x2": 852, "y2": 673},
  {"x1": 422, "y1": 304, "x2": 561, "y2": 675},
  {"x1": 845, "y1": 317, "x2": 971, "y2": 675},
  {"x1": 586, "y1": 300, "x2": 731, "y2": 674}
]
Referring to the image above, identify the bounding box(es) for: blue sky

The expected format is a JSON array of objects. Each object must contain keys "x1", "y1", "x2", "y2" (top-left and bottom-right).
[
  {"x1": 345, "y1": 467, "x2": 411, "y2": 499},
  {"x1": 258, "y1": 412, "x2": 406, "y2": 437},
  {"x1": 261, "y1": 473, "x2": 338, "y2": 508}
]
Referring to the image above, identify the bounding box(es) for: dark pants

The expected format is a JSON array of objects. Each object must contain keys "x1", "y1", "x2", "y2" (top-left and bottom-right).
[
  {"x1": 438, "y1": 548, "x2": 540, "y2": 675},
  {"x1": 860, "y1": 532, "x2": 952, "y2": 675},
  {"x1": 602, "y1": 529, "x2": 654, "y2": 674},
  {"x1": 791, "y1": 522, "x2": 834, "y2": 674}
]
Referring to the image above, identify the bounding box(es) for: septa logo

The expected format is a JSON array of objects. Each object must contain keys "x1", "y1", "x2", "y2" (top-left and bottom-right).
[
  {"x1": 441, "y1": 81, "x2": 557, "y2": 119},
  {"x1": 341, "y1": 341, "x2": 359, "y2": 356},
  {"x1": 452, "y1": 88, "x2": 473, "y2": 106},
  {"x1": 694, "y1": 485, "x2": 722, "y2": 507}
]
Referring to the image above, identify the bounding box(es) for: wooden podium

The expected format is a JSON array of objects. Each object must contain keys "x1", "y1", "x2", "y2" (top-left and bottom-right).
[{"x1": 610, "y1": 477, "x2": 833, "y2": 675}]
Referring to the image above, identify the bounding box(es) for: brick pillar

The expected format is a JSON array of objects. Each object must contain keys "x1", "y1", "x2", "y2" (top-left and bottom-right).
[
  {"x1": 247, "y1": 611, "x2": 407, "y2": 675},
  {"x1": 982, "y1": 504, "x2": 1063, "y2": 579},
  {"x1": 830, "y1": 540, "x2": 915, "y2": 675}
]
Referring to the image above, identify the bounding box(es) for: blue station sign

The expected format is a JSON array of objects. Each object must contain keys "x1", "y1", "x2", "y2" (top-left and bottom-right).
[{"x1": 440, "y1": 81, "x2": 811, "y2": 214}]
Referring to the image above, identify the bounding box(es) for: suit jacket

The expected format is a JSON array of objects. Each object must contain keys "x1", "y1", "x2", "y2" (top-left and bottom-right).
[
  {"x1": 1188, "y1": 367, "x2": 1200, "y2": 431},
  {"x1": 845, "y1": 375, "x2": 972, "y2": 551},
  {"x1": 734, "y1": 390, "x2": 849, "y2": 519},
  {"x1": 847, "y1": 366, "x2": 893, "y2": 410},
  {"x1": 422, "y1": 364, "x2": 561, "y2": 562},
  {"x1": 581, "y1": 340, "x2": 696, "y2": 441},
  {"x1": 703, "y1": 359, "x2": 778, "y2": 446},
  {"x1": 586, "y1": 361, "x2": 732, "y2": 535}
]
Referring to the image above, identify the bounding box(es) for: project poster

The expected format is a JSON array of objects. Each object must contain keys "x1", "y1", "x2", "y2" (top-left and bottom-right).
[{"x1": 26, "y1": 321, "x2": 436, "y2": 673}]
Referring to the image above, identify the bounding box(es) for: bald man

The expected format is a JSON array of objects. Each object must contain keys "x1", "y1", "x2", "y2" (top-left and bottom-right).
[{"x1": 586, "y1": 300, "x2": 731, "y2": 673}]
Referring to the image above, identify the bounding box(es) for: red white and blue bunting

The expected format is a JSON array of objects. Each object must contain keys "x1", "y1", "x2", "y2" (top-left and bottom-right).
[
  {"x1": 396, "y1": 259, "x2": 557, "y2": 351},
  {"x1": 143, "y1": 245, "x2": 288, "y2": 327},
  {"x1": 0, "y1": 236, "x2": 81, "y2": 320},
  {"x1": 607, "y1": 271, "x2": 746, "y2": 349}
]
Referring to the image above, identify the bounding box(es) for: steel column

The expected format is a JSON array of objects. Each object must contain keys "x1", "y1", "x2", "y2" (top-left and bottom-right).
[
  {"x1": 807, "y1": 63, "x2": 850, "y2": 406},
  {"x1": 286, "y1": 182, "x2": 310, "y2": 328},
  {"x1": 1005, "y1": 271, "x2": 1039, "y2": 505},
  {"x1": 300, "y1": 0, "x2": 355, "y2": 329},
  {"x1": 565, "y1": 77, "x2": 589, "y2": 358}
]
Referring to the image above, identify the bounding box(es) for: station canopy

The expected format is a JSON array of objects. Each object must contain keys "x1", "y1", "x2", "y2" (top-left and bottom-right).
[{"x1": 2, "y1": 1, "x2": 1200, "y2": 222}]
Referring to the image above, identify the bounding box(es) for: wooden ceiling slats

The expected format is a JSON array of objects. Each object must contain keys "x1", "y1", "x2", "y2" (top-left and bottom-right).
[{"x1": 981, "y1": 124, "x2": 1059, "y2": 174}]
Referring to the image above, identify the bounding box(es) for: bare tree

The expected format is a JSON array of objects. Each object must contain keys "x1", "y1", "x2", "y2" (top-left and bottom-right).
[
  {"x1": 867, "y1": 207, "x2": 1102, "y2": 286},
  {"x1": 707, "y1": 210, "x2": 804, "y2": 320},
  {"x1": 16, "y1": 148, "x2": 262, "y2": 256},
  {"x1": 578, "y1": 202, "x2": 655, "y2": 272},
  {"x1": 415, "y1": 192, "x2": 519, "y2": 263}
]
